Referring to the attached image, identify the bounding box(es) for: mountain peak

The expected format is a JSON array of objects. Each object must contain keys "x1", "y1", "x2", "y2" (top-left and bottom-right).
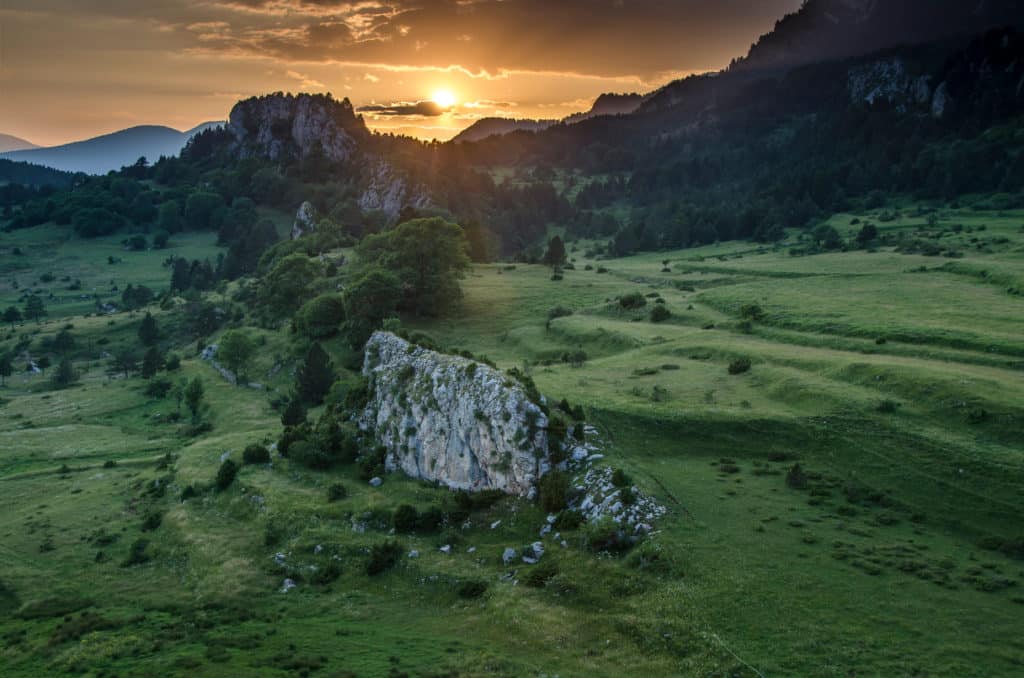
[
  {"x1": 227, "y1": 92, "x2": 370, "y2": 163},
  {"x1": 733, "y1": 0, "x2": 1024, "y2": 73},
  {"x1": 0, "y1": 133, "x2": 39, "y2": 153}
]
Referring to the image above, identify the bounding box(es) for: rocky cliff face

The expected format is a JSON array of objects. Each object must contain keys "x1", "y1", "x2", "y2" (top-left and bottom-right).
[
  {"x1": 291, "y1": 201, "x2": 317, "y2": 240},
  {"x1": 227, "y1": 93, "x2": 369, "y2": 163},
  {"x1": 361, "y1": 332, "x2": 548, "y2": 496},
  {"x1": 357, "y1": 160, "x2": 431, "y2": 221}
]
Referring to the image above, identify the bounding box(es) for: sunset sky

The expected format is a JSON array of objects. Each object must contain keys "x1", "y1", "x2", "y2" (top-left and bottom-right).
[{"x1": 0, "y1": 0, "x2": 801, "y2": 146}]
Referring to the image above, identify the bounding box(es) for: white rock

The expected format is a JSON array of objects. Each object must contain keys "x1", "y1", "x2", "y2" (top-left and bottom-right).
[
  {"x1": 362, "y1": 332, "x2": 549, "y2": 496},
  {"x1": 368, "y1": 477, "x2": 383, "y2": 487},
  {"x1": 280, "y1": 578, "x2": 297, "y2": 593},
  {"x1": 439, "y1": 544, "x2": 451, "y2": 554},
  {"x1": 408, "y1": 550, "x2": 420, "y2": 559},
  {"x1": 502, "y1": 547, "x2": 517, "y2": 565},
  {"x1": 490, "y1": 520, "x2": 502, "y2": 530}
]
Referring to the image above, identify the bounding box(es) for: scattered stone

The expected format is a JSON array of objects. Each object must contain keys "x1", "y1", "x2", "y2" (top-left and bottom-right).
[
  {"x1": 368, "y1": 477, "x2": 383, "y2": 487},
  {"x1": 408, "y1": 550, "x2": 419, "y2": 559},
  {"x1": 502, "y1": 547, "x2": 517, "y2": 565},
  {"x1": 439, "y1": 544, "x2": 452, "y2": 554},
  {"x1": 490, "y1": 520, "x2": 502, "y2": 530},
  {"x1": 280, "y1": 578, "x2": 297, "y2": 593}
]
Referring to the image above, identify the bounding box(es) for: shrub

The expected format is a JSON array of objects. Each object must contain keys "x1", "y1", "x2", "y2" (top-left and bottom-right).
[
  {"x1": 121, "y1": 538, "x2": 151, "y2": 567},
  {"x1": 393, "y1": 504, "x2": 419, "y2": 533},
  {"x1": 554, "y1": 510, "x2": 584, "y2": 531},
  {"x1": 417, "y1": 506, "x2": 444, "y2": 533},
  {"x1": 366, "y1": 540, "x2": 403, "y2": 576},
  {"x1": 144, "y1": 378, "x2": 172, "y2": 399},
  {"x1": 456, "y1": 580, "x2": 488, "y2": 599},
  {"x1": 326, "y1": 483, "x2": 347, "y2": 502},
  {"x1": 242, "y1": 444, "x2": 271, "y2": 465},
  {"x1": 738, "y1": 303, "x2": 765, "y2": 321},
  {"x1": 141, "y1": 512, "x2": 162, "y2": 531},
  {"x1": 727, "y1": 358, "x2": 752, "y2": 375},
  {"x1": 524, "y1": 560, "x2": 560, "y2": 588},
  {"x1": 585, "y1": 516, "x2": 634, "y2": 554},
  {"x1": 650, "y1": 305, "x2": 671, "y2": 323},
  {"x1": 538, "y1": 471, "x2": 570, "y2": 513},
  {"x1": 877, "y1": 399, "x2": 900, "y2": 414},
  {"x1": 547, "y1": 306, "x2": 573, "y2": 323},
  {"x1": 610, "y1": 469, "x2": 631, "y2": 488},
  {"x1": 215, "y1": 459, "x2": 238, "y2": 491},
  {"x1": 358, "y1": 446, "x2": 387, "y2": 481},
  {"x1": 785, "y1": 464, "x2": 808, "y2": 489},
  {"x1": 618, "y1": 293, "x2": 647, "y2": 310}
]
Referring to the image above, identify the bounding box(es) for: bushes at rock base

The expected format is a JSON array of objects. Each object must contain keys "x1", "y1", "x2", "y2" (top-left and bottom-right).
[
  {"x1": 538, "y1": 470, "x2": 570, "y2": 513},
  {"x1": 585, "y1": 516, "x2": 636, "y2": 554},
  {"x1": 366, "y1": 540, "x2": 404, "y2": 576}
]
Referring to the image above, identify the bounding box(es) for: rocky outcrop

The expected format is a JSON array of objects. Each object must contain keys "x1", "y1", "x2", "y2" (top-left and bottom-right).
[
  {"x1": 227, "y1": 93, "x2": 369, "y2": 163},
  {"x1": 291, "y1": 201, "x2": 317, "y2": 240},
  {"x1": 847, "y1": 58, "x2": 932, "y2": 112},
  {"x1": 357, "y1": 160, "x2": 430, "y2": 222},
  {"x1": 361, "y1": 332, "x2": 548, "y2": 496}
]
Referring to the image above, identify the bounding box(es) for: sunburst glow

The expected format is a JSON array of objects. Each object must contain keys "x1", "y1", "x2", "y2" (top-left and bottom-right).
[{"x1": 432, "y1": 89, "x2": 457, "y2": 108}]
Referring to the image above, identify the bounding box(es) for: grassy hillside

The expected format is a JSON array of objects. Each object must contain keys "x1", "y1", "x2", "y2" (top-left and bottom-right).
[{"x1": 0, "y1": 204, "x2": 1022, "y2": 675}]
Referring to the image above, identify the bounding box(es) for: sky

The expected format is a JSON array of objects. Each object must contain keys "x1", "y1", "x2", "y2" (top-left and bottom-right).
[{"x1": 0, "y1": 0, "x2": 801, "y2": 146}]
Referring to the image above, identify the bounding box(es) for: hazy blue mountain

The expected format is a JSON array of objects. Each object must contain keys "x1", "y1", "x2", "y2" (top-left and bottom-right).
[
  {"x1": 0, "y1": 122, "x2": 222, "y2": 174},
  {"x1": 0, "y1": 133, "x2": 38, "y2": 153}
]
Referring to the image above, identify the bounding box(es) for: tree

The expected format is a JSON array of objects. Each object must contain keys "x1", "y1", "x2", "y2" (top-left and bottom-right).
[
  {"x1": 259, "y1": 253, "x2": 321, "y2": 315},
  {"x1": 24, "y1": 295, "x2": 46, "y2": 323},
  {"x1": 295, "y1": 293, "x2": 346, "y2": 339},
  {"x1": 355, "y1": 217, "x2": 470, "y2": 316},
  {"x1": 141, "y1": 347, "x2": 163, "y2": 379},
  {"x1": 542, "y1": 235, "x2": 567, "y2": 268},
  {"x1": 170, "y1": 257, "x2": 191, "y2": 292},
  {"x1": 217, "y1": 330, "x2": 256, "y2": 386},
  {"x1": 51, "y1": 358, "x2": 78, "y2": 389},
  {"x1": 122, "y1": 284, "x2": 155, "y2": 310},
  {"x1": 0, "y1": 354, "x2": 12, "y2": 386},
  {"x1": 215, "y1": 459, "x2": 238, "y2": 491},
  {"x1": 296, "y1": 342, "x2": 334, "y2": 405},
  {"x1": 52, "y1": 329, "x2": 76, "y2": 355},
  {"x1": 157, "y1": 200, "x2": 182, "y2": 234},
  {"x1": 2, "y1": 306, "x2": 21, "y2": 328},
  {"x1": 341, "y1": 267, "x2": 402, "y2": 348},
  {"x1": 281, "y1": 396, "x2": 307, "y2": 426},
  {"x1": 184, "y1": 377, "x2": 204, "y2": 423},
  {"x1": 856, "y1": 223, "x2": 879, "y2": 245},
  {"x1": 112, "y1": 350, "x2": 139, "y2": 378},
  {"x1": 184, "y1": 191, "x2": 225, "y2": 231},
  {"x1": 138, "y1": 312, "x2": 160, "y2": 347}
]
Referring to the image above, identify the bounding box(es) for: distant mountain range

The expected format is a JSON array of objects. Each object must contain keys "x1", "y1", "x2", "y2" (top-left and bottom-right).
[
  {"x1": 0, "y1": 122, "x2": 222, "y2": 175},
  {"x1": 452, "y1": 92, "x2": 648, "y2": 143},
  {"x1": 0, "y1": 133, "x2": 38, "y2": 153}
]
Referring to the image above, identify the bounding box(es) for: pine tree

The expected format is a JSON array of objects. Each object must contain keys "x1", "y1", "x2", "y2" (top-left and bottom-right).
[
  {"x1": 0, "y1": 353, "x2": 12, "y2": 386},
  {"x1": 141, "y1": 347, "x2": 163, "y2": 379},
  {"x1": 542, "y1": 235, "x2": 567, "y2": 268},
  {"x1": 23, "y1": 295, "x2": 46, "y2": 323},
  {"x1": 296, "y1": 343, "x2": 334, "y2": 405},
  {"x1": 281, "y1": 396, "x2": 307, "y2": 426},
  {"x1": 138, "y1": 312, "x2": 160, "y2": 347},
  {"x1": 2, "y1": 306, "x2": 21, "y2": 328}
]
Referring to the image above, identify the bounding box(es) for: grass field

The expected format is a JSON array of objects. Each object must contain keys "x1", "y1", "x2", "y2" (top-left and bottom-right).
[{"x1": 1, "y1": 204, "x2": 1022, "y2": 676}]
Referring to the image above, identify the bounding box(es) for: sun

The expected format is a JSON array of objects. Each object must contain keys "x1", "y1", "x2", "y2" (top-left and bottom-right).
[{"x1": 432, "y1": 89, "x2": 457, "y2": 109}]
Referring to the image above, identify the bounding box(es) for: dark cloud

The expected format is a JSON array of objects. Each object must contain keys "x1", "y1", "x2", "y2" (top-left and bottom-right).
[
  {"x1": 185, "y1": 0, "x2": 803, "y2": 81},
  {"x1": 358, "y1": 100, "x2": 447, "y2": 116}
]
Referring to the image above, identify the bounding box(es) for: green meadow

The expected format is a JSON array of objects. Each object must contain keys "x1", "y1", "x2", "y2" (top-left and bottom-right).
[{"x1": 1, "y1": 204, "x2": 1023, "y2": 676}]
